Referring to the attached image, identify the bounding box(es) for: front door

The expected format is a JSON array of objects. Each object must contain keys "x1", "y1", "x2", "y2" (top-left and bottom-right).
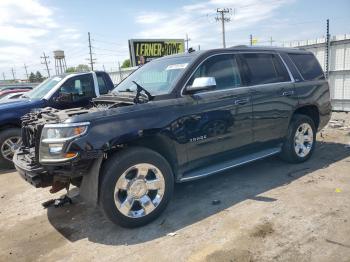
[
  {"x1": 183, "y1": 53, "x2": 253, "y2": 166},
  {"x1": 50, "y1": 74, "x2": 96, "y2": 109},
  {"x1": 239, "y1": 52, "x2": 298, "y2": 146}
]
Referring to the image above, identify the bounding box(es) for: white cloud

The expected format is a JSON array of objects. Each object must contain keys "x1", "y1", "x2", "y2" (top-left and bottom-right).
[
  {"x1": 135, "y1": 13, "x2": 167, "y2": 24},
  {"x1": 135, "y1": 0, "x2": 293, "y2": 49},
  {"x1": 0, "y1": 0, "x2": 87, "y2": 79}
]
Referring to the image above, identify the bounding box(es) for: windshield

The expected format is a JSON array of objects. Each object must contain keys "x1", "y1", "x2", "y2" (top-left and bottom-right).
[
  {"x1": 26, "y1": 76, "x2": 63, "y2": 99},
  {"x1": 114, "y1": 56, "x2": 194, "y2": 96}
]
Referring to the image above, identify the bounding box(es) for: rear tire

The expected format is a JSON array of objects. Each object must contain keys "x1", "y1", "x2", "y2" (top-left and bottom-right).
[
  {"x1": 100, "y1": 147, "x2": 174, "y2": 228},
  {"x1": 280, "y1": 114, "x2": 316, "y2": 163},
  {"x1": 0, "y1": 128, "x2": 21, "y2": 169}
]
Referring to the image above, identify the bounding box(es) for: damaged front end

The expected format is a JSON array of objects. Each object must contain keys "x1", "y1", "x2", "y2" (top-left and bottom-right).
[
  {"x1": 14, "y1": 107, "x2": 98, "y2": 191},
  {"x1": 14, "y1": 93, "x2": 139, "y2": 198}
]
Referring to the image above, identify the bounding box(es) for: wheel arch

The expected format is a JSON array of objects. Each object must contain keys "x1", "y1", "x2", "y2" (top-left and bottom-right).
[{"x1": 292, "y1": 104, "x2": 320, "y2": 130}]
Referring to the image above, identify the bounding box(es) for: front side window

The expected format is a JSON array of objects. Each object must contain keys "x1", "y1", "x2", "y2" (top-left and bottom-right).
[
  {"x1": 242, "y1": 53, "x2": 290, "y2": 85},
  {"x1": 58, "y1": 74, "x2": 94, "y2": 101},
  {"x1": 188, "y1": 54, "x2": 242, "y2": 90},
  {"x1": 289, "y1": 53, "x2": 325, "y2": 81}
]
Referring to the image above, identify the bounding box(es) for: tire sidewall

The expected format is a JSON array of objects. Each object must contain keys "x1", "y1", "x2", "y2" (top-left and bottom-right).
[
  {"x1": 286, "y1": 115, "x2": 316, "y2": 163},
  {"x1": 0, "y1": 128, "x2": 21, "y2": 169},
  {"x1": 100, "y1": 148, "x2": 174, "y2": 228}
]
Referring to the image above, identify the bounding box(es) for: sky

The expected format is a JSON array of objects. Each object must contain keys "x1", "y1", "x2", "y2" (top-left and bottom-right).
[{"x1": 0, "y1": 0, "x2": 349, "y2": 79}]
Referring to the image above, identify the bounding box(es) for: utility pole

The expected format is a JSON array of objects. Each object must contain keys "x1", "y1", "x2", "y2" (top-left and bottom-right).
[
  {"x1": 2, "y1": 72, "x2": 5, "y2": 81},
  {"x1": 41, "y1": 52, "x2": 51, "y2": 77},
  {"x1": 118, "y1": 61, "x2": 122, "y2": 82},
  {"x1": 325, "y1": 19, "x2": 330, "y2": 79},
  {"x1": 215, "y1": 8, "x2": 232, "y2": 48},
  {"x1": 269, "y1": 36, "x2": 275, "y2": 46},
  {"x1": 185, "y1": 33, "x2": 191, "y2": 52},
  {"x1": 23, "y1": 64, "x2": 29, "y2": 81},
  {"x1": 11, "y1": 68, "x2": 16, "y2": 81},
  {"x1": 103, "y1": 64, "x2": 106, "y2": 72},
  {"x1": 198, "y1": 45, "x2": 201, "y2": 50},
  {"x1": 88, "y1": 32, "x2": 94, "y2": 71},
  {"x1": 250, "y1": 34, "x2": 253, "y2": 46}
]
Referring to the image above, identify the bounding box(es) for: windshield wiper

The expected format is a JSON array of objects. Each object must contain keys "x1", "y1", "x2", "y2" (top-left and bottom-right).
[{"x1": 132, "y1": 81, "x2": 154, "y2": 104}]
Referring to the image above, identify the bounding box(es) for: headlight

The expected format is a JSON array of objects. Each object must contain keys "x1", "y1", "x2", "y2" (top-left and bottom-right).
[{"x1": 39, "y1": 122, "x2": 90, "y2": 163}]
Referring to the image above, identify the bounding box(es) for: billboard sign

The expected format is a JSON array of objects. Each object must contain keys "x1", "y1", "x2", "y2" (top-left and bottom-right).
[{"x1": 128, "y1": 39, "x2": 185, "y2": 66}]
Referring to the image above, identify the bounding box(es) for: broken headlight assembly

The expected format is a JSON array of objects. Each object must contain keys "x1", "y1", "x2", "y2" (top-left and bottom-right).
[{"x1": 39, "y1": 122, "x2": 90, "y2": 163}]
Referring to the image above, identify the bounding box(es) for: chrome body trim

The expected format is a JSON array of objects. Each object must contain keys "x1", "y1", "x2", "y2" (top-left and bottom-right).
[{"x1": 179, "y1": 148, "x2": 281, "y2": 182}]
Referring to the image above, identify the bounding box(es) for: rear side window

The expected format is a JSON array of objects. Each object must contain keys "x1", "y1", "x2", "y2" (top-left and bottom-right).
[
  {"x1": 97, "y1": 74, "x2": 109, "y2": 95},
  {"x1": 288, "y1": 53, "x2": 324, "y2": 81},
  {"x1": 241, "y1": 53, "x2": 290, "y2": 85}
]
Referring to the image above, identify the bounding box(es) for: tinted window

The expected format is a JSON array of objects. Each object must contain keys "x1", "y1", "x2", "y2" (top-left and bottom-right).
[
  {"x1": 97, "y1": 75, "x2": 109, "y2": 94},
  {"x1": 289, "y1": 53, "x2": 324, "y2": 81},
  {"x1": 242, "y1": 53, "x2": 290, "y2": 85},
  {"x1": 59, "y1": 74, "x2": 95, "y2": 101},
  {"x1": 189, "y1": 54, "x2": 242, "y2": 90}
]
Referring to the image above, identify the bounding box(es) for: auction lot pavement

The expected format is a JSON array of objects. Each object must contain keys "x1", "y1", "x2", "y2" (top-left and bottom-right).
[{"x1": 1, "y1": 113, "x2": 350, "y2": 262}]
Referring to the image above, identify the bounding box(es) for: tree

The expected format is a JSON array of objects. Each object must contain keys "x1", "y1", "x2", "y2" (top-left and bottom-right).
[
  {"x1": 121, "y1": 59, "x2": 131, "y2": 68},
  {"x1": 76, "y1": 64, "x2": 90, "y2": 72},
  {"x1": 35, "y1": 71, "x2": 43, "y2": 82},
  {"x1": 65, "y1": 64, "x2": 90, "y2": 73},
  {"x1": 29, "y1": 72, "x2": 36, "y2": 83},
  {"x1": 66, "y1": 67, "x2": 76, "y2": 73}
]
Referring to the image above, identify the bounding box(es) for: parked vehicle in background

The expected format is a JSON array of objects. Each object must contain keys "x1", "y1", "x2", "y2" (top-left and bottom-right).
[
  {"x1": 14, "y1": 46, "x2": 331, "y2": 227},
  {"x1": 0, "y1": 71, "x2": 114, "y2": 168},
  {"x1": 0, "y1": 86, "x2": 32, "y2": 100},
  {"x1": 0, "y1": 92, "x2": 27, "y2": 101}
]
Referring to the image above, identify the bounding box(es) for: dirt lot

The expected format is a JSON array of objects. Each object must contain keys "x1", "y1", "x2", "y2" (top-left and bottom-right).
[{"x1": 1, "y1": 113, "x2": 350, "y2": 262}]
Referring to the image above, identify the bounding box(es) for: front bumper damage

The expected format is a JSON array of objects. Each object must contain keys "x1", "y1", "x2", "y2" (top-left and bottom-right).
[{"x1": 14, "y1": 107, "x2": 104, "y2": 204}]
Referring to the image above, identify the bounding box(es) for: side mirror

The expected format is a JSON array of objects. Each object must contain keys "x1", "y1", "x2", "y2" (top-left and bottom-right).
[{"x1": 186, "y1": 77, "x2": 216, "y2": 94}]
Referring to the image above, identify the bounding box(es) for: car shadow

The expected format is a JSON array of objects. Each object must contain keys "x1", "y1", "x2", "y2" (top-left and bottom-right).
[{"x1": 47, "y1": 141, "x2": 350, "y2": 246}]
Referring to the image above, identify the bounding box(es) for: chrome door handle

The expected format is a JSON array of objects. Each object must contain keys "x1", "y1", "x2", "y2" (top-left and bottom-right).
[
  {"x1": 282, "y1": 90, "x2": 294, "y2": 96},
  {"x1": 234, "y1": 98, "x2": 250, "y2": 105}
]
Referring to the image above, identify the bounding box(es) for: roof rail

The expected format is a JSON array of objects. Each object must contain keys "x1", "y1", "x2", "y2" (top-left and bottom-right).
[{"x1": 231, "y1": 45, "x2": 249, "y2": 48}]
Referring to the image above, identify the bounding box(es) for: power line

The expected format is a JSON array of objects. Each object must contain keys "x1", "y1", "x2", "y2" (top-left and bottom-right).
[
  {"x1": 41, "y1": 52, "x2": 51, "y2": 77},
  {"x1": 215, "y1": 8, "x2": 232, "y2": 48}
]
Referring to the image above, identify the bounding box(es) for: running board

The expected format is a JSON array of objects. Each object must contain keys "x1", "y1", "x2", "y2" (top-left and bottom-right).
[{"x1": 180, "y1": 147, "x2": 281, "y2": 182}]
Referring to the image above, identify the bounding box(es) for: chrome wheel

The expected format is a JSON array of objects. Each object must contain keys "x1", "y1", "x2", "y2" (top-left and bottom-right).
[
  {"x1": 113, "y1": 163, "x2": 165, "y2": 218},
  {"x1": 1, "y1": 136, "x2": 21, "y2": 161},
  {"x1": 294, "y1": 123, "x2": 313, "y2": 157}
]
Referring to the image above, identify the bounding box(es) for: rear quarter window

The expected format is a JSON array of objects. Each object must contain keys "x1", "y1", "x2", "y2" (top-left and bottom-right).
[{"x1": 288, "y1": 53, "x2": 325, "y2": 81}]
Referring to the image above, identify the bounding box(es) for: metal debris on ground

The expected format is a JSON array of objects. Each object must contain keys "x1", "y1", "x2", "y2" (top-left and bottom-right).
[{"x1": 167, "y1": 232, "x2": 178, "y2": 237}]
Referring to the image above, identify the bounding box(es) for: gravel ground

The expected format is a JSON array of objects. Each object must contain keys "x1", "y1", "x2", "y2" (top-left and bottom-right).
[{"x1": 0, "y1": 112, "x2": 349, "y2": 262}]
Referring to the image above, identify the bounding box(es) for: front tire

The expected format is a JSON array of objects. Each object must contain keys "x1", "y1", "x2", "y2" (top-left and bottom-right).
[
  {"x1": 100, "y1": 147, "x2": 174, "y2": 228},
  {"x1": 280, "y1": 114, "x2": 316, "y2": 163},
  {"x1": 0, "y1": 128, "x2": 22, "y2": 169}
]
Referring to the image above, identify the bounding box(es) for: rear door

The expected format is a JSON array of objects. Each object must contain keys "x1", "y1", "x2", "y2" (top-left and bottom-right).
[
  {"x1": 239, "y1": 52, "x2": 297, "y2": 146},
  {"x1": 183, "y1": 53, "x2": 253, "y2": 164}
]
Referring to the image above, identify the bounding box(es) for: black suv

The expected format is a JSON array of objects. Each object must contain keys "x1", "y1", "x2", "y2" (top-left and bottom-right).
[{"x1": 14, "y1": 47, "x2": 331, "y2": 227}]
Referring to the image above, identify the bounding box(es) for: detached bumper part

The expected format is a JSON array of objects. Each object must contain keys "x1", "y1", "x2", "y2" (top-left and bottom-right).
[{"x1": 14, "y1": 152, "x2": 52, "y2": 188}]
